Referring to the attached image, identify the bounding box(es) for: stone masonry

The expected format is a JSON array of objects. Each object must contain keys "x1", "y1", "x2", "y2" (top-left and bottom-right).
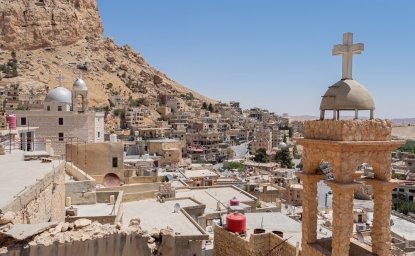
[{"x1": 297, "y1": 120, "x2": 403, "y2": 256}]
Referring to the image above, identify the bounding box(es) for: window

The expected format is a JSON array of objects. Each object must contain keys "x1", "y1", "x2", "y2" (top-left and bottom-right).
[
  {"x1": 399, "y1": 188, "x2": 405, "y2": 192},
  {"x1": 97, "y1": 131, "x2": 101, "y2": 138},
  {"x1": 21, "y1": 117, "x2": 26, "y2": 126},
  {"x1": 112, "y1": 157, "x2": 118, "y2": 168},
  {"x1": 58, "y1": 132, "x2": 64, "y2": 141},
  {"x1": 47, "y1": 106, "x2": 50, "y2": 111},
  {"x1": 58, "y1": 106, "x2": 62, "y2": 111},
  {"x1": 58, "y1": 118, "x2": 63, "y2": 125}
]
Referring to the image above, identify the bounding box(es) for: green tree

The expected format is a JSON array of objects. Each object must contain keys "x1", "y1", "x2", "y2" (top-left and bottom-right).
[
  {"x1": 392, "y1": 173, "x2": 406, "y2": 180},
  {"x1": 226, "y1": 148, "x2": 235, "y2": 159},
  {"x1": 254, "y1": 148, "x2": 269, "y2": 163},
  {"x1": 292, "y1": 145, "x2": 300, "y2": 159},
  {"x1": 208, "y1": 103, "x2": 214, "y2": 112},
  {"x1": 129, "y1": 97, "x2": 145, "y2": 107},
  {"x1": 288, "y1": 127, "x2": 293, "y2": 138},
  {"x1": 283, "y1": 133, "x2": 287, "y2": 143},
  {"x1": 202, "y1": 102, "x2": 208, "y2": 110},
  {"x1": 398, "y1": 140, "x2": 415, "y2": 154},
  {"x1": 397, "y1": 200, "x2": 415, "y2": 215},
  {"x1": 223, "y1": 161, "x2": 244, "y2": 171},
  {"x1": 275, "y1": 148, "x2": 293, "y2": 168}
]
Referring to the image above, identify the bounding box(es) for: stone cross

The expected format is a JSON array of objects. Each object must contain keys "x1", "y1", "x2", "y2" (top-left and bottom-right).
[
  {"x1": 56, "y1": 73, "x2": 64, "y2": 87},
  {"x1": 333, "y1": 32, "x2": 364, "y2": 80}
]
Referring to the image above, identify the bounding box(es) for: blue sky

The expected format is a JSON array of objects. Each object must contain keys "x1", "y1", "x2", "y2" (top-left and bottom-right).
[{"x1": 97, "y1": 1, "x2": 415, "y2": 118}]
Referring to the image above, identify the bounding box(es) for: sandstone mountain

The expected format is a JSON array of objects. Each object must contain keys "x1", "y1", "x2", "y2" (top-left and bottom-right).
[{"x1": 0, "y1": 0, "x2": 214, "y2": 107}]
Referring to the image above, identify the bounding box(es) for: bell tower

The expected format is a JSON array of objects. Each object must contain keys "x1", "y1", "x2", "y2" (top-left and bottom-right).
[
  {"x1": 297, "y1": 33, "x2": 403, "y2": 256},
  {"x1": 72, "y1": 74, "x2": 88, "y2": 113}
]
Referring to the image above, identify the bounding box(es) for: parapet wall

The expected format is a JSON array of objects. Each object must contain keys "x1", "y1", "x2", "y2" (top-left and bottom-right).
[
  {"x1": 2, "y1": 162, "x2": 65, "y2": 224},
  {"x1": 213, "y1": 225, "x2": 299, "y2": 256},
  {"x1": 303, "y1": 119, "x2": 391, "y2": 141}
]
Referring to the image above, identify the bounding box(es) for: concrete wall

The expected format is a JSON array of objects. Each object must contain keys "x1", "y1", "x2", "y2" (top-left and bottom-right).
[
  {"x1": 65, "y1": 180, "x2": 97, "y2": 205},
  {"x1": 66, "y1": 191, "x2": 123, "y2": 225},
  {"x1": 98, "y1": 183, "x2": 161, "y2": 202},
  {"x1": 125, "y1": 176, "x2": 162, "y2": 184},
  {"x1": 2, "y1": 162, "x2": 65, "y2": 224},
  {"x1": 65, "y1": 163, "x2": 97, "y2": 205}
]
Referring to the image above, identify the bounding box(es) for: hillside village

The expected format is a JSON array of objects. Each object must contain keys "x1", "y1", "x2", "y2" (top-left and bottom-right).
[{"x1": 1, "y1": 1, "x2": 415, "y2": 256}]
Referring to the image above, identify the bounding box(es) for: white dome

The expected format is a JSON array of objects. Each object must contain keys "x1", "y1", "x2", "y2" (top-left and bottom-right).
[
  {"x1": 73, "y1": 78, "x2": 88, "y2": 91},
  {"x1": 279, "y1": 142, "x2": 288, "y2": 149},
  {"x1": 45, "y1": 87, "x2": 72, "y2": 104}
]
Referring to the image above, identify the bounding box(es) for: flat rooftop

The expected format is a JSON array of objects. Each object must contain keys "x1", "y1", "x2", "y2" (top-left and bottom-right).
[
  {"x1": 68, "y1": 203, "x2": 114, "y2": 217},
  {"x1": 244, "y1": 212, "x2": 331, "y2": 248},
  {"x1": 122, "y1": 198, "x2": 205, "y2": 237},
  {"x1": 183, "y1": 169, "x2": 218, "y2": 179},
  {"x1": 176, "y1": 186, "x2": 256, "y2": 214},
  {"x1": 245, "y1": 212, "x2": 302, "y2": 245},
  {"x1": 0, "y1": 150, "x2": 62, "y2": 210},
  {"x1": 390, "y1": 214, "x2": 415, "y2": 241}
]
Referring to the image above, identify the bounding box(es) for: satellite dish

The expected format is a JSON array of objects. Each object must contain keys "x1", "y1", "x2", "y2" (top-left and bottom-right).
[{"x1": 173, "y1": 203, "x2": 181, "y2": 213}]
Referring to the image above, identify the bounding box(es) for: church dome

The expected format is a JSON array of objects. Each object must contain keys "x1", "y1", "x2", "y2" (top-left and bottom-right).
[
  {"x1": 320, "y1": 79, "x2": 375, "y2": 111},
  {"x1": 73, "y1": 78, "x2": 88, "y2": 91},
  {"x1": 278, "y1": 142, "x2": 288, "y2": 149},
  {"x1": 45, "y1": 87, "x2": 72, "y2": 104}
]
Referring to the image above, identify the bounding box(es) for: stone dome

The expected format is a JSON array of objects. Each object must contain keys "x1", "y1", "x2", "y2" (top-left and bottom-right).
[
  {"x1": 45, "y1": 87, "x2": 72, "y2": 104},
  {"x1": 73, "y1": 78, "x2": 88, "y2": 91},
  {"x1": 320, "y1": 79, "x2": 375, "y2": 111}
]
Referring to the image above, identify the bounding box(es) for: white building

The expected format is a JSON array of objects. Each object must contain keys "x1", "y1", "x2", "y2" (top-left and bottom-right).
[{"x1": 12, "y1": 75, "x2": 104, "y2": 155}]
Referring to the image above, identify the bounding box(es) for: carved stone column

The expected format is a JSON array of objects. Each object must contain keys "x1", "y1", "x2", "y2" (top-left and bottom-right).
[
  {"x1": 365, "y1": 179, "x2": 398, "y2": 256},
  {"x1": 327, "y1": 181, "x2": 359, "y2": 256},
  {"x1": 297, "y1": 173, "x2": 324, "y2": 253}
]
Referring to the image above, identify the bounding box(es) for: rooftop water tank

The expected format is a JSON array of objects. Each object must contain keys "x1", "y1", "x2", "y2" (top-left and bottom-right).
[
  {"x1": 230, "y1": 197, "x2": 240, "y2": 206},
  {"x1": 226, "y1": 212, "x2": 246, "y2": 234},
  {"x1": 8, "y1": 114, "x2": 16, "y2": 129}
]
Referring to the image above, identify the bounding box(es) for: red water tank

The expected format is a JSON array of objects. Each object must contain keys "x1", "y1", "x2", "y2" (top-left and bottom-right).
[
  {"x1": 8, "y1": 114, "x2": 16, "y2": 129},
  {"x1": 229, "y1": 197, "x2": 239, "y2": 206},
  {"x1": 226, "y1": 212, "x2": 246, "y2": 234}
]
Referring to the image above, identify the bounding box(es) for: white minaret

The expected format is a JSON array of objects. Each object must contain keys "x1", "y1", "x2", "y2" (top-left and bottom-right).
[{"x1": 332, "y1": 32, "x2": 364, "y2": 80}]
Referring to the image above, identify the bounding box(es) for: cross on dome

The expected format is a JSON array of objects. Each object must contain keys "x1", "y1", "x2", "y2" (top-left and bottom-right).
[
  {"x1": 333, "y1": 32, "x2": 364, "y2": 80},
  {"x1": 56, "y1": 73, "x2": 64, "y2": 87}
]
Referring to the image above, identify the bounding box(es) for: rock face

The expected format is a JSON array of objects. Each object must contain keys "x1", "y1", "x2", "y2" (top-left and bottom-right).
[
  {"x1": 0, "y1": 0, "x2": 103, "y2": 50},
  {"x1": 0, "y1": 0, "x2": 214, "y2": 107}
]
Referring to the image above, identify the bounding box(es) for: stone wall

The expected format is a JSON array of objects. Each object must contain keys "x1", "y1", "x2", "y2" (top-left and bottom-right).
[
  {"x1": 1, "y1": 224, "x2": 152, "y2": 256},
  {"x1": 2, "y1": 162, "x2": 65, "y2": 224},
  {"x1": 213, "y1": 225, "x2": 299, "y2": 256},
  {"x1": 66, "y1": 142, "x2": 124, "y2": 183},
  {"x1": 304, "y1": 119, "x2": 391, "y2": 141}
]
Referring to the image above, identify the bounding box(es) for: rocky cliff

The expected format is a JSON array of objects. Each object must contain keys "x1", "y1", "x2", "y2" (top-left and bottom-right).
[
  {"x1": 0, "y1": 0, "x2": 102, "y2": 50},
  {"x1": 0, "y1": 0, "x2": 214, "y2": 107}
]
